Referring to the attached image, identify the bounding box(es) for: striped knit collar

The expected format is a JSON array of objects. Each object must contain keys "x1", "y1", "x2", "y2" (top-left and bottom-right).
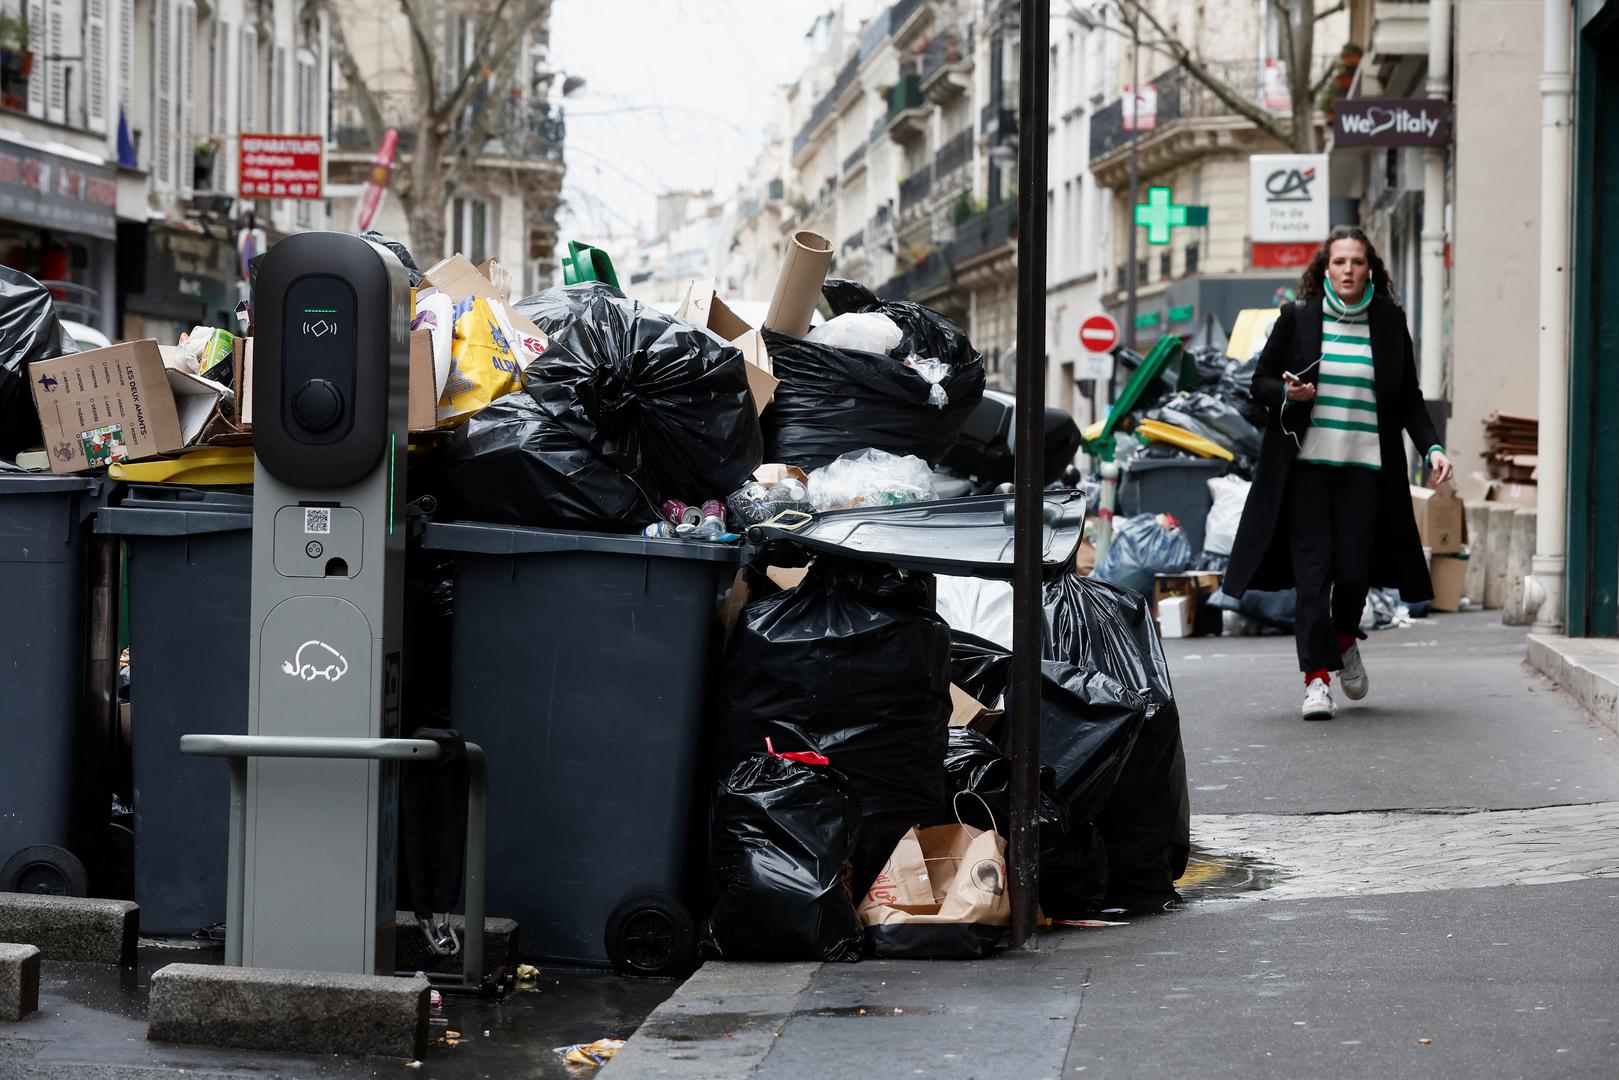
[{"x1": 1324, "y1": 278, "x2": 1374, "y2": 318}]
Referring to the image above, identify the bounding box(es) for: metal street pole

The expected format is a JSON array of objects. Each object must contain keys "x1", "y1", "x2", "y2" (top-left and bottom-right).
[
  {"x1": 1009, "y1": 0, "x2": 1051, "y2": 950},
  {"x1": 1124, "y1": 3, "x2": 1140, "y2": 351}
]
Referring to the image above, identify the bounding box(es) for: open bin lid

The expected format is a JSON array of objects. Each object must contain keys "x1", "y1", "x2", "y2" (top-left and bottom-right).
[
  {"x1": 422, "y1": 520, "x2": 742, "y2": 564},
  {"x1": 745, "y1": 491, "x2": 1087, "y2": 580},
  {"x1": 0, "y1": 473, "x2": 99, "y2": 495},
  {"x1": 96, "y1": 484, "x2": 253, "y2": 537}
]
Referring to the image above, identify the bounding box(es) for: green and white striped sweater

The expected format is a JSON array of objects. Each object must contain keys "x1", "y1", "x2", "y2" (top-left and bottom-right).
[{"x1": 1298, "y1": 281, "x2": 1380, "y2": 470}]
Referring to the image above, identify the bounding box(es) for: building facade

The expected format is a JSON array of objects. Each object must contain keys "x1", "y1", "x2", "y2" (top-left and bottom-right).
[
  {"x1": 324, "y1": 0, "x2": 564, "y2": 296},
  {"x1": 0, "y1": 0, "x2": 321, "y2": 341}
]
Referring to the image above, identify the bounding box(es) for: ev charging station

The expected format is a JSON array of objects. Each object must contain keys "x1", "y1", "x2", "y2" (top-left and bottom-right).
[{"x1": 240, "y1": 231, "x2": 410, "y2": 974}]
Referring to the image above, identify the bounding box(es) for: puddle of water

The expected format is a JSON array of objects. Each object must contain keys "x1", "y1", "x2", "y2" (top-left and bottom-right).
[
  {"x1": 809, "y1": 1005, "x2": 939, "y2": 1019},
  {"x1": 1175, "y1": 846, "x2": 1286, "y2": 903}
]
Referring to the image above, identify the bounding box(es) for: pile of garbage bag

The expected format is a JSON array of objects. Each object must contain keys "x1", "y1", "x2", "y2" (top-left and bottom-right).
[{"x1": 1094, "y1": 513, "x2": 1193, "y2": 594}]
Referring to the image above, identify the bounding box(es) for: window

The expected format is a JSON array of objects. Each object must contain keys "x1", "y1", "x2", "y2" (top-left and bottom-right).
[
  {"x1": 270, "y1": 44, "x2": 287, "y2": 133},
  {"x1": 177, "y1": 1, "x2": 196, "y2": 195},
  {"x1": 1137, "y1": 258, "x2": 1148, "y2": 283},
  {"x1": 210, "y1": 19, "x2": 230, "y2": 190},
  {"x1": 295, "y1": 48, "x2": 316, "y2": 225},
  {"x1": 86, "y1": 0, "x2": 108, "y2": 132},
  {"x1": 153, "y1": 0, "x2": 172, "y2": 185},
  {"x1": 239, "y1": 25, "x2": 258, "y2": 132},
  {"x1": 451, "y1": 197, "x2": 490, "y2": 265},
  {"x1": 1159, "y1": 252, "x2": 1170, "y2": 279},
  {"x1": 1185, "y1": 242, "x2": 1200, "y2": 275}
]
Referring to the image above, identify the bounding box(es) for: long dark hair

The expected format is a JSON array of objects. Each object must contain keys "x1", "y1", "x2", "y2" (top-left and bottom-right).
[{"x1": 1296, "y1": 226, "x2": 1397, "y2": 302}]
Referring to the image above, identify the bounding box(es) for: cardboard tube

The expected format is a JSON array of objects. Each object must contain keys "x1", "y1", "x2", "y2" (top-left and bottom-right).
[{"x1": 763, "y1": 230, "x2": 833, "y2": 338}]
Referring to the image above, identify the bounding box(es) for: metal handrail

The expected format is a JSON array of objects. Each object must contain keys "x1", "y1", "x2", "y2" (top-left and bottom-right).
[{"x1": 179, "y1": 734, "x2": 489, "y2": 991}]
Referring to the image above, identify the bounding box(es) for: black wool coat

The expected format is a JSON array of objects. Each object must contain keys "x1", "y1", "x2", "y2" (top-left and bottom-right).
[{"x1": 1222, "y1": 295, "x2": 1442, "y2": 602}]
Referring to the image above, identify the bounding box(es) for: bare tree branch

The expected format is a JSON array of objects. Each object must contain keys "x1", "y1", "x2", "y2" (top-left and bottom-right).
[
  {"x1": 1126, "y1": 0, "x2": 1297, "y2": 148},
  {"x1": 1314, "y1": 1, "x2": 1346, "y2": 22},
  {"x1": 321, "y1": 3, "x2": 386, "y2": 146},
  {"x1": 402, "y1": 0, "x2": 439, "y2": 112}
]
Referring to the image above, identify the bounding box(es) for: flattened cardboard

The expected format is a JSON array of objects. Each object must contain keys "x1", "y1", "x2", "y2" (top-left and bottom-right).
[
  {"x1": 30, "y1": 339, "x2": 187, "y2": 474},
  {"x1": 1411, "y1": 484, "x2": 1465, "y2": 554},
  {"x1": 476, "y1": 258, "x2": 514, "y2": 301},
  {"x1": 1486, "y1": 480, "x2": 1538, "y2": 509},
  {"x1": 948, "y1": 684, "x2": 1003, "y2": 733},
  {"x1": 409, "y1": 329, "x2": 436, "y2": 433},
  {"x1": 421, "y1": 253, "x2": 549, "y2": 357},
  {"x1": 764, "y1": 231, "x2": 832, "y2": 338},
  {"x1": 678, "y1": 277, "x2": 778, "y2": 413}
]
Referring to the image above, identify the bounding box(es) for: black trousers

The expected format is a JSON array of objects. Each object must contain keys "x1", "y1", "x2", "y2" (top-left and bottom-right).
[{"x1": 1287, "y1": 462, "x2": 1380, "y2": 673}]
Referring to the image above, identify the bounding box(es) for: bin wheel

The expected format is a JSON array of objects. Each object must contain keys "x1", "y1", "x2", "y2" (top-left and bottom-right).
[
  {"x1": 1, "y1": 845, "x2": 89, "y2": 897},
  {"x1": 604, "y1": 890, "x2": 697, "y2": 979}
]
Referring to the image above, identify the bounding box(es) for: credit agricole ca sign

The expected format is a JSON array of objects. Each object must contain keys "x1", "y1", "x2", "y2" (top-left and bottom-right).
[{"x1": 1333, "y1": 98, "x2": 1451, "y2": 148}]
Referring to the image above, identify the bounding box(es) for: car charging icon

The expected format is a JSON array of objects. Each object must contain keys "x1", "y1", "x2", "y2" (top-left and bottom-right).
[{"x1": 282, "y1": 640, "x2": 350, "y2": 683}]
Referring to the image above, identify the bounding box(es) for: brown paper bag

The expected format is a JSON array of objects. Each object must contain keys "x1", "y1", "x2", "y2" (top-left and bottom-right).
[{"x1": 857, "y1": 793, "x2": 1010, "y2": 958}]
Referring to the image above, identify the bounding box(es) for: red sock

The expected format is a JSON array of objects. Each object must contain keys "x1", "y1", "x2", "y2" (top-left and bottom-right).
[
  {"x1": 1305, "y1": 669, "x2": 1331, "y2": 687},
  {"x1": 1336, "y1": 633, "x2": 1357, "y2": 654}
]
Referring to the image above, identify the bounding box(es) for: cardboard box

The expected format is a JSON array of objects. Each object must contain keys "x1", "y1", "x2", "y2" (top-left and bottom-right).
[
  {"x1": 1157, "y1": 595, "x2": 1194, "y2": 638},
  {"x1": 29, "y1": 340, "x2": 222, "y2": 474},
  {"x1": 677, "y1": 277, "x2": 778, "y2": 413},
  {"x1": 1486, "y1": 480, "x2": 1538, "y2": 509},
  {"x1": 1429, "y1": 552, "x2": 1468, "y2": 613},
  {"x1": 420, "y1": 253, "x2": 549, "y2": 357},
  {"x1": 948, "y1": 683, "x2": 1004, "y2": 734},
  {"x1": 1411, "y1": 483, "x2": 1465, "y2": 554},
  {"x1": 1152, "y1": 571, "x2": 1223, "y2": 637},
  {"x1": 234, "y1": 338, "x2": 254, "y2": 428}
]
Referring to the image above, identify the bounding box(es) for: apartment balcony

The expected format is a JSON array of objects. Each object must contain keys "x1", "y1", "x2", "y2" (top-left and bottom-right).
[
  {"x1": 843, "y1": 142, "x2": 868, "y2": 182},
  {"x1": 1366, "y1": 1, "x2": 1431, "y2": 93},
  {"x1": 884, "y1": 74, "x2": 929, "y2": 147},
  {"x1": 898, "y1": 165, "x2": 933, "y2": 220},
  {"x1": 1087, "y1": 63, "x2": 1291, "y2": 190},
  {"x1": 945, "y1": 200, "x2": 1016, "y2": 271},
  {"x1": 919, "y1": 27, "x2": 972, "y2": 105},
  {"x1": 877, "y1": 248, "x2": 952, "y2": 303},
  {"x1": 330, "y1": 89, "x2": 564, "y2": 178},
  {"x1": 792, "y1": 52, "x2": 862, "y2": 164},
  {"x1": 933, "y1": 127, "x2": 973, "y2": 189}
]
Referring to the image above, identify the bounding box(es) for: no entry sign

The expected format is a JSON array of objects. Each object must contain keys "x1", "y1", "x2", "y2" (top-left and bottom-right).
[{"x1": 1079, "y1": 313, "x2": 1120, "y2": 353}]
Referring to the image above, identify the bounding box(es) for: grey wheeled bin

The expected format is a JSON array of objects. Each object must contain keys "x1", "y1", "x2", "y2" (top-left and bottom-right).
[
  {"x1": 422, "y1": 521, "x2": 740, "y2": 978},
  {"x1": 1118, "y1": 455, "x2": 1229, "y2": 556},
  {"x1": 97, "y1": 485, "x2": 251, "y2": 935},
  {"x1": 0, "y1": 472, "x2": 102, "y2": 895}
]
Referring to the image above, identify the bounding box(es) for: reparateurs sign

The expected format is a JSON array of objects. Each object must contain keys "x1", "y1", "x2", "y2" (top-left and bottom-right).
[
  {"x1": 1333, "y1": 98, "x2": 1451, "y2": 148},
  {"x1": 239, "y1": 134, "x2": 324, "y2": 200}
]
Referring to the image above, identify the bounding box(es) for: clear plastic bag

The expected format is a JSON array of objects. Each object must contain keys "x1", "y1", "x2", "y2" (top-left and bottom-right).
[
  {"x1": 903, "y1": 354, "x2": 951, "y2": 408},
  {"x1": 807, "y1": 448, "x2": 938, "y2": 510},
  {"x1": 806, "y1": 311, "x2": 904, "y2": 354},
  {"x1": 725, "y1": 476, "x2": 815, "y2": 528}
]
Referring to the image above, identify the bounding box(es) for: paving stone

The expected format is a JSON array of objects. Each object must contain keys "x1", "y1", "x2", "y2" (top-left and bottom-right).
[
  {"x1": 0, "y1": 943, "x2": 40, "y2": 1022},
  {"x1": 0, "y1": 896, "x2": 137, "y2": 966},
  {"x1": 146, "y1": 963, "x2": 429, "y2": 1059}
]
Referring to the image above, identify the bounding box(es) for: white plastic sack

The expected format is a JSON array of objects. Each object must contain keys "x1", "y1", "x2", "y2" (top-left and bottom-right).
[
  {"x1": 806, "y1": 311, "x2": 904, "y2": 354},
  {"x1": 1203, "y1": 475, "x2": 1252, "y2": 557},
  {"x1": 807, "y1": 448, "x2": 937, "y2": 510},
  {"x1": 934, "y1": 575, "x2": 1014, "y2": 649}
]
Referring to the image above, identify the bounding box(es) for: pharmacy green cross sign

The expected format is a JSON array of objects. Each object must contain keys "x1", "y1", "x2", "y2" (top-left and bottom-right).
[{"x1": 1134, "y1": 186, "x2": 1209, "y2": 245}]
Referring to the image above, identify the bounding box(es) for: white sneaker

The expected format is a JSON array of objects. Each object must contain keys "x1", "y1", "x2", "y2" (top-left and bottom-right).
[
  {"x1": 1302, "y1": 678, "x2": 1337, "y2": 721},
  {"x1": 1339, "y1": 643, "x2": 1369, "y2": 701}
]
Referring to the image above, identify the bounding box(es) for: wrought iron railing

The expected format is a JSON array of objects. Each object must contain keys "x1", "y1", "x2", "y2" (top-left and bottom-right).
[
  {"x1": 945, "y1": 200, "x2": 1017, "y2": 266},
  {"x1": 935, "y1": 127, "x2": 974, "y2": 179},
  {"x1": 920, "y1": 26, "x2": 970, "y2": 84},
  {"x1": 843, "y1": 143, "x2": 867, "y2": 174},
  {"x1": 331, "y1": 89, "x2": 564, "y2": 162},
  {"x1": 886, "y1": 73, "x2": 926, "y2": 122},
  {"x1": 899, "y1": 165, "x2": 933, "y2": 213}
]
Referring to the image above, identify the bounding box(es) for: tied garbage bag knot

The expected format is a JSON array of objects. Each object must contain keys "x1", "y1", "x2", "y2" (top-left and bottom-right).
[{"x1": 904, "y1": 354, "x2": 952, "y2": 408}]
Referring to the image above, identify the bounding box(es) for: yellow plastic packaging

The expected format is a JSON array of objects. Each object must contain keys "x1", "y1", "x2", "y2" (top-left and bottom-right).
[
  {"x1": 1136, "y1": 418, "x2": 1236, "y2": 462},
  {"x1": 437, "y1": 296, "x2": 524, "y2": 427}
]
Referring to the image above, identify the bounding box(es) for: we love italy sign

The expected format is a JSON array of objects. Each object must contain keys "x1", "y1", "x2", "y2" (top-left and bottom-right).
[{"x1": 1334, "y1": 98, "x2": 1451, "y2": 148}]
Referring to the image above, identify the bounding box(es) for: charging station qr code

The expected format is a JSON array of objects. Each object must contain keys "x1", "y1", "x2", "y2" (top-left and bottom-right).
[{"x1": 303, "y1": 508, "x2": 332, "y2": 535}]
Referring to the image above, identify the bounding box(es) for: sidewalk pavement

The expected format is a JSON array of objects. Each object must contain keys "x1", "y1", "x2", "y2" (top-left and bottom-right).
[{"x1": 605, "y1": 612, "x2": 1619, "y2": 1080}]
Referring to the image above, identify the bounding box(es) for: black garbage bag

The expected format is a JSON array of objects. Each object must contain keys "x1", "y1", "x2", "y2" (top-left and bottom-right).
[
  {"x1": 761, "y1": 280, "x2": 985, "y2": 470},
  {"x1": 718, "y1": 559, "x2": 951, "y2": 895},
  {"x1": 1186, "y1": 347, "x2": 1232, "y2": 393},
  {"x1": 1149, "y1": 391, "x2": 1263, "y2": 460},
  {"x1": 1094, "y1": 513, "x2": 1194, "y2": 594},
  {"x1": 1218, "y1": 355, "x2": 1265, "y2": 428},
  {"x1": 360, "y1": 230, "x2": 422, "y2": 285},
  {"x1": 935, "y1": 727, "x2": 1067, "y2": 839},
  {"x1": 822, "y1": 278, "x2": 983, "y2": 372},
  {"x1": 438, "y1": 391, "x2": 656, "y2": 530},
  {"x1": 703, "y1": 751, "x2": 864, "y2": 963},
  {"x1": 949, "y1": 630, "x2": 1013, "y2": 710},
  {"x1": 524, "y1": 294, "x2": 762, "y2": 504},
  {"x1": 1043, "y1": 574, "x2": 1192, "y2": 908},
  {"x1": 0, "y1": 266, "x2": 73, "y2": 459},
  {"x1": 511, "y1": 281, "x2": 627, "y2": 339}
]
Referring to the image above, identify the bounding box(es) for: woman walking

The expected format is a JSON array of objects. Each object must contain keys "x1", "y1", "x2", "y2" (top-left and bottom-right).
[{"x1": 1224, "y1": 226, "x2": 1454, "y2": 720}]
